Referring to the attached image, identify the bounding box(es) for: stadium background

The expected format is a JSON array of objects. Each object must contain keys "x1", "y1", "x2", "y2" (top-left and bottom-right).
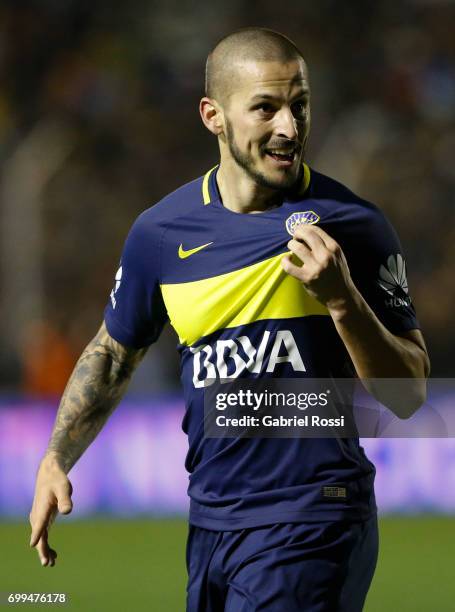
[{"x1": 1, "y1": 0, "x2": 454, "y2": 609}]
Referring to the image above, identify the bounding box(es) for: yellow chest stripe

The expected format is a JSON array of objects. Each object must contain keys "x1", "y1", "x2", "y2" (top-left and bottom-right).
[{"x1": 161, "y1": 252, "x2": 329, "y2": 346}]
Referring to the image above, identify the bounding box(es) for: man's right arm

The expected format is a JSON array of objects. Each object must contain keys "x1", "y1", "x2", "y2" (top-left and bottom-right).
[{"x1": 29, "y1": 321, "x2": 147, "y2": 566}]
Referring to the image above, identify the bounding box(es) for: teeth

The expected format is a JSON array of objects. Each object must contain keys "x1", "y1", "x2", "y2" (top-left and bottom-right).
[{"x1": 268, "y1": 150, "x2": 294, "y2": 156}]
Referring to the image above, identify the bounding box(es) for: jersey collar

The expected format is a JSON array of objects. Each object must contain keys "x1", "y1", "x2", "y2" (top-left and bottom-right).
[{"x1": 202, "y1": 163, "x2": 311, "y2": 206}]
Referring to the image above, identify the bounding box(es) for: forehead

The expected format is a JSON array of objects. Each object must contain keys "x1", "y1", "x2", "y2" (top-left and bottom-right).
[{"x1": 229, "y1": 59, "x2": 309, "y2": 101}]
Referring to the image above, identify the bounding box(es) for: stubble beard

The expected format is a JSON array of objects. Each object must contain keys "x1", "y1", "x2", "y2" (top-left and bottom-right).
[{"x1": 225, "y1": 118, "x2": 303, "y2": 192}]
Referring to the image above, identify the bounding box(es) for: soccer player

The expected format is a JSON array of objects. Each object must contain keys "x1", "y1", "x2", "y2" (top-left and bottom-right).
[{"x1": 30, "y1": 28, "x2": 430, "y2": 611}]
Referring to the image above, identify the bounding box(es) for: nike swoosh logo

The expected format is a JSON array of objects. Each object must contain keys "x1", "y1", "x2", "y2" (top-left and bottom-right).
[{"x1": 178, "y1": 241, "x2": 213, "y2": 259}]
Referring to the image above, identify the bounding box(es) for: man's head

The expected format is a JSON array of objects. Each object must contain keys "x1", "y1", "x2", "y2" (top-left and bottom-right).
[{"x1": 200, "y1": 28, "x2": 310, "y2": 191}]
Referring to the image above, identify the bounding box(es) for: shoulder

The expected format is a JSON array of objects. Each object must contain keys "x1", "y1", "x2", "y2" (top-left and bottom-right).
[
  {"x1": 309, "y1": 167, "x2": 379, "y2": 215},
  {"x1": 309, "y1": 167, "x2": 398, "y2": 242},
  {"x1": 120, "y1": 170, "x2": 211, "y2": 248},
  {"x1": 135, "y1": 172, "x2": 209, "y2": 230},
  {"x1": 120, "y1": 171, "x2": 211, "y2": 259}
]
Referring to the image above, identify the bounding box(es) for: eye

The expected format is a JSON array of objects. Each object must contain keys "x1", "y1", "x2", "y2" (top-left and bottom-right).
[
  {"x1": 292, "y1": 100, "x2": 308, "y2": 118},
  {"x1": 254, "y1": 102, "x2": 275, "y2": 114}
]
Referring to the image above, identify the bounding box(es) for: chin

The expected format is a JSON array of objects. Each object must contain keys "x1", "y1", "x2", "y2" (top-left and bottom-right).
[{"x1": 259, "y1": 167, "x2": 300, "y2": 190}]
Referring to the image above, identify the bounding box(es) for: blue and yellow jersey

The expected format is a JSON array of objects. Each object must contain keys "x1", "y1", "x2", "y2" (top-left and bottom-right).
[{"x1": 104, "y1": 164, "x2": 419, "y2": 529}]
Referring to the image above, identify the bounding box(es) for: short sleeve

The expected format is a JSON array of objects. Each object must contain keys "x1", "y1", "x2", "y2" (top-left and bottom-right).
[
  {"x1": 347, "y1": 208, "x2": 420, "y2": 335},
  {"x1": 104, "y1": 212, "x2": 168, "y2": 348}
]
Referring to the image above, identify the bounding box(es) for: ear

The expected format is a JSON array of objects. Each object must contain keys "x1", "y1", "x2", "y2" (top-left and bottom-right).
[{"x1": 199, "y1": 97, "x2": 224, "y2": 136}]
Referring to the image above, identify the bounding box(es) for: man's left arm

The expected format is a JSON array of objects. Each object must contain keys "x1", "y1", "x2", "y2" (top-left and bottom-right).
[{"x1": 282, "y1": 224, "x2": 430, "y2": 418}]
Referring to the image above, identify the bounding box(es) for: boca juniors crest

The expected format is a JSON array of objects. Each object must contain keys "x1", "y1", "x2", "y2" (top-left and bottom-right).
[{"x1": 285, "y1": 210, "x2": 320, "y2": 235}]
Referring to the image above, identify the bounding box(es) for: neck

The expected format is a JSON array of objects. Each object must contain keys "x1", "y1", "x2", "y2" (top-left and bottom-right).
[{"x1": 216, "y1": 158, "x2": 284, "y2": 214}]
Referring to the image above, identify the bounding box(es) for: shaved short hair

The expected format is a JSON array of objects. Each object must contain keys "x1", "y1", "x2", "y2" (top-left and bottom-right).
[{"x1": 205, "y1": 27, "x2": 305, "y2": 105}]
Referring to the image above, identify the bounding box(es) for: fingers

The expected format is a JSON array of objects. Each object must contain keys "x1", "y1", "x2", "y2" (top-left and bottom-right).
[
  {"x1": 56, "y1": 481, "x2": 73, "y2": 515},
  {"x1": 288, "y1": 238, "x2": 312, "y2": 263},
  {"x1": 36, "y1": 529, "x2": 50, "y2": 566},
  {"x1": 289, "y1": 228, "x2": 327, "y2": 266},
  {"x1": 288, "y1": 226, "x2": 343, "y2": 277},
  {"x1": 47, "y1": 549, "x2": 57, "y2": 567},
  {"x1": 293, "y1": 225, "x2": 340, "y2": 254},
  {"x1": 29, "y1": 461, "x2": 73, "y2": 567},
  {"x1": 293, "y1": 226, "x2": 326, "y2": 252},
  {"x1": 35, "y1": 529, "x2": 57, "y2": 567},
  {"x1": 281, "y1": 253, "x2": 305, "y2": 280},
  {"x1": 30, "y1": 479, "x2": 73, "y2": 546},
  {"x1": 30, "y1": 505, "x2": 56, "y2": 548},
  {"x1": 30, "y1": 503, "x2": 70, "y2": 568}
]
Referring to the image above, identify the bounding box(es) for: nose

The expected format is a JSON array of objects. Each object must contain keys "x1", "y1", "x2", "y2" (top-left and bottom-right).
[{"x1": 274, "y1": 106, "x2": 298, "y2": 141}]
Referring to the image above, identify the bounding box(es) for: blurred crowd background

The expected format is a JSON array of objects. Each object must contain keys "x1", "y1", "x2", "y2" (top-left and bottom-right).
[{"x1": 0, "y1": 0, "x2": 454, "y2": 395}]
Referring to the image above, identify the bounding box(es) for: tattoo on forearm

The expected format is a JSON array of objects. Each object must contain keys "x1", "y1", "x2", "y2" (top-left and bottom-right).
[{"x1": 45, "y1": 324, "x2": 146, "y2": 472}]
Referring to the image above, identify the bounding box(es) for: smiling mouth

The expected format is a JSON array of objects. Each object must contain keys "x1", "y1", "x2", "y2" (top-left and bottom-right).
[{"x1": 264, "y1": 149, "x2": 297, "y2": 164}]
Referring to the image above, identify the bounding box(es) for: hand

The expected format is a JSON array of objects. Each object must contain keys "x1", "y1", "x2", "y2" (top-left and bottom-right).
[
  {"x1": 281, "y1": 225, "x2": 355, "y2": 311},
  {"x1": 29, "y1": 455, "x2": 73, "y2": 567}
]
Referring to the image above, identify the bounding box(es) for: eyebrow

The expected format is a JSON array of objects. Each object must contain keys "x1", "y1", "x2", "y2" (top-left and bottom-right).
[{"x1": 249, "y1": 91, "x2": 310, "y2": 103}]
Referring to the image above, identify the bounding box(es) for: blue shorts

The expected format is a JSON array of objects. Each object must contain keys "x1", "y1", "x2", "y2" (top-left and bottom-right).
[{"x1": 186, "y1": 516, "x2": 378, "y2": 612}]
